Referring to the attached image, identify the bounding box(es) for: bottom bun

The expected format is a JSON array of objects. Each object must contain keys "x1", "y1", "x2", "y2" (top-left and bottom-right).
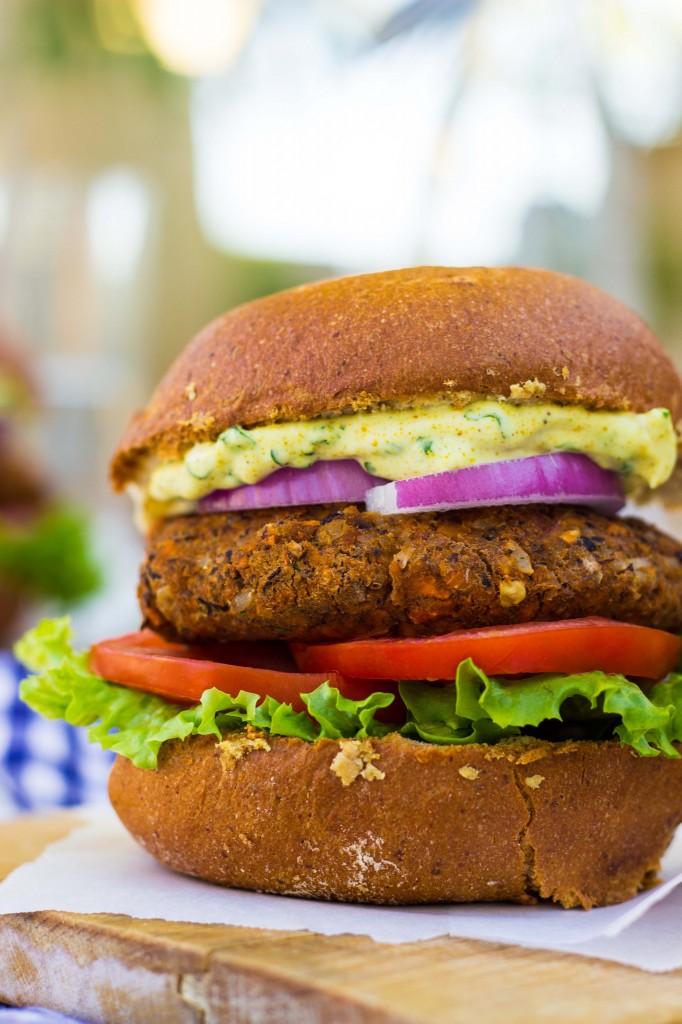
[{"x1": 109, "y1": 732, "x2": 682, "y2": 908}]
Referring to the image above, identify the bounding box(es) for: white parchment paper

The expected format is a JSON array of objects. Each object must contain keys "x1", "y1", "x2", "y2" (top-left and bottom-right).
[{"x1": 1, "y1": 807, "x2": 681, "y2": 972}]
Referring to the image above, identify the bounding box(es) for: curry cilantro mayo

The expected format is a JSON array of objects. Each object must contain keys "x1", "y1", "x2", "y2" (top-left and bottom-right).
[{"x1": 138, "y1": 400, "x2": 677, "y2": 521}]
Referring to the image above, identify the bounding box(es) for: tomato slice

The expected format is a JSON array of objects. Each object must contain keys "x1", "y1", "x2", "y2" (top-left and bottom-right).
[
  {"x1": 89, "y1": 630, "x2": 401, "y2": 714},
  {"x1": 291, "y1": 618, "x2": 682, "y2": 682}
]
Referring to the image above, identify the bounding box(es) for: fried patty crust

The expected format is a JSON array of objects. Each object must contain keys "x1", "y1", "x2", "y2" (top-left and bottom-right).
[{"x1": 139, "y1": 504, "x2": 682, "y2": 643}]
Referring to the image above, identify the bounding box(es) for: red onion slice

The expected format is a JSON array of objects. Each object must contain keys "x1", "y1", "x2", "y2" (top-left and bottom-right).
[
  {"x1": 198, "y1": 459, "x2": 388, "y2": 512},
  {"x1": 364, "y1": 453, "x2": 625, "y2": 516}
]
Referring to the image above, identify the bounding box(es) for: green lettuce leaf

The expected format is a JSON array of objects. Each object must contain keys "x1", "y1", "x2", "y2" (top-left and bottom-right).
[
  {"x1": 15, "y1": 618, "x2": 394, "y2": 769},
  {"x1": 399, "y1": 659, "x2": 682, "y2": 757},
  {"x1": 0, "y1": 506, "x2": 101, "y2": 603},
  {"x1": 15, "y1": 618, "x2": 682, "y2": 769}
]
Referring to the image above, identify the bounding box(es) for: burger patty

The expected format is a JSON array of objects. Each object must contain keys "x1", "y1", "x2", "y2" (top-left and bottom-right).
[{"x1": 139, "y1": 504, "x2": 682, "y2": 643}]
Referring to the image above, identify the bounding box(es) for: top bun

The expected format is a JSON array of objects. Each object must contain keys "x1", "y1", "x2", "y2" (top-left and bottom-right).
[{"x1": 111, "y1": 266, "x2": 682, "y2": 488}]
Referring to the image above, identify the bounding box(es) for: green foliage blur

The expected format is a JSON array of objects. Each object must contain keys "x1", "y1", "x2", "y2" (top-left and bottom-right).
[{"x1": 0, "y1": 507, "x2": 101, "y2": 605}]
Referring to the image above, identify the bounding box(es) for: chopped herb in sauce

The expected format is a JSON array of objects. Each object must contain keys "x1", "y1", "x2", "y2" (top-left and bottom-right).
[
  {"x1": 186, "y1": 464, "x2": 212, "y2": 481},
  {"x1": 463, "y1": 410, "x2": 507, "y2": 438},
  {"x1": 220, "y1": 425, "x2": 257, "y2": 448}
]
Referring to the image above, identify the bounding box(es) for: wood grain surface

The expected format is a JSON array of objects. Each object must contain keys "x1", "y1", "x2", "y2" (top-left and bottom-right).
[{"x1": 1, "y1": 813, "x2": 682, "y2": 1024}]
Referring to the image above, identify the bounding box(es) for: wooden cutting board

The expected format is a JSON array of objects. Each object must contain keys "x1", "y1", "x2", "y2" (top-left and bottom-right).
[{"x1": 2, "y1": 814, "x2": 682, "y2": 1024}]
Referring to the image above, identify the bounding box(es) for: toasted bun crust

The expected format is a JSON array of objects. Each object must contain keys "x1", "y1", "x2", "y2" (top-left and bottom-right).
[
  {"x1": 111, "y1": 267, "x2": 682, "y2": 489},
  {"x1": 109, "y1": 733, "x2": 682, "y2": 908}
]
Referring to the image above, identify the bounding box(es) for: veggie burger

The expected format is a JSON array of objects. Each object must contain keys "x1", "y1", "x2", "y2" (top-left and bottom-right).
[{"x1": 17, "y1": 266, "x2": 682, "y2": 907}]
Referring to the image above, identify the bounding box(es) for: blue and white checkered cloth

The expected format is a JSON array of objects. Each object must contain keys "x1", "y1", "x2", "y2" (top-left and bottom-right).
[
  {"x1": 0, "y1": 652, "x2": 112, "y2": 817},
  {"x1": 0, "y1": 654, "x2": 113, "y2": 1021}
]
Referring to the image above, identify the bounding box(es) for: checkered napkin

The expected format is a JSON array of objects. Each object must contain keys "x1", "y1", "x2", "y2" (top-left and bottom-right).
[
  {"x1": 0, "y1": 654, "x2": 112, "y2": 1022},
  {"x1": 0, "y1": 652, "x2": 112, "y2": 817}
]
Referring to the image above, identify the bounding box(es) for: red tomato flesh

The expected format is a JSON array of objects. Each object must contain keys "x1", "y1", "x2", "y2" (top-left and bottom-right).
[
  {"x1": 89, "y1": 631, "x2": 402, "y2": 716},
  {"x1": 291, "y1": 618, "x2": 681, "y2": 682}
]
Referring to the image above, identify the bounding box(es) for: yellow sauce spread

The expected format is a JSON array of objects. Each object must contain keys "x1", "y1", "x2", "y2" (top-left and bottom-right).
[{"x1": 141, "y1": 401, "x2": 677, "y2": 520}]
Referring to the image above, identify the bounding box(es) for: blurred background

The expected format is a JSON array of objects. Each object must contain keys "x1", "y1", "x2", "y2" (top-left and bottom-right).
[{"x1": 1, "y1": 0, "x2": 682, "y2": 641}]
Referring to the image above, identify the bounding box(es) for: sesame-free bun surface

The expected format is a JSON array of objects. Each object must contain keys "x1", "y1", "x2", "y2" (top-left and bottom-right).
[
  {"x1": 109, "y1": 733, "x2": 682, "y2": 908},
  {"x1": 111, "y1": 267, "x2": 682, "y2": 488}
]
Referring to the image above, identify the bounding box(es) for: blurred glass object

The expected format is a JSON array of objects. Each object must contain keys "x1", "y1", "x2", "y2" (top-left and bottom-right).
[
  {"x1": 0, "y1": 1, "x2": 183, "y2": 640},
  {"x1": 87, "y1": 168, "x2": 152, "y2": 290},
  {"x1": 0, "y1": 167, "x2": 156, "y2": 510},
  {"x1": 586, "y1": 0, "x2": 682, "y2": 147},
  {"x1": 190, "y1": 0, "x2": 682, "y2": 288},
  {"x1": 192, "y1": 2, "x2": 471, "y2": 269}
]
